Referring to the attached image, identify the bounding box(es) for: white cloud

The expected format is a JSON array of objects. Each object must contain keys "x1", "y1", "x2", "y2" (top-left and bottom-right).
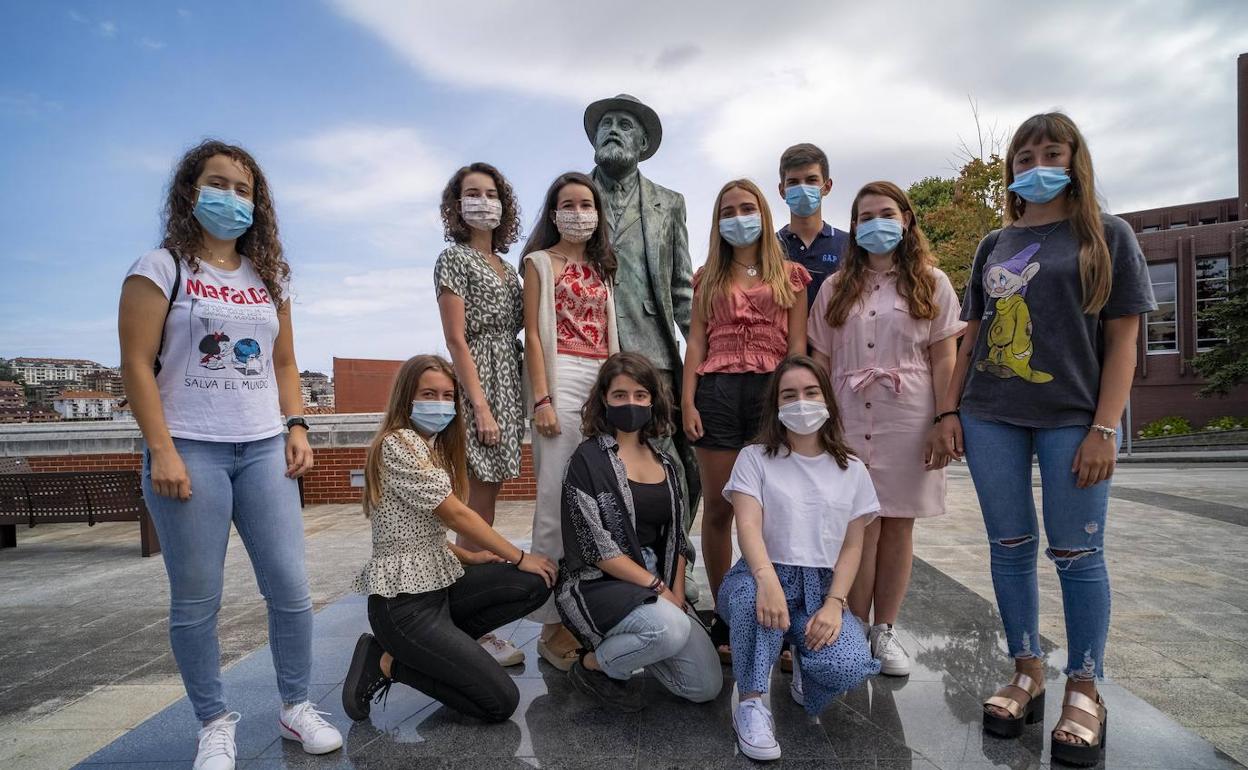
[
  {"x1": 98, "y1": 20, "x2": 117, "y2": 38},
  {"x1": 139, "y1": 37, "x2": 167, "y2": 50},
  {"x1": 67, "y1": 10, "x2": 88, "y2": 24},
  {"x1": 330, "y1": 0, "x2": 1248, "y2": 217},
  {"x1": 280, "y1": 125, "x2": 448, "y2": 220},
  {"x1": 0, "y1": 92, "x2": 63, "y2": 119}
]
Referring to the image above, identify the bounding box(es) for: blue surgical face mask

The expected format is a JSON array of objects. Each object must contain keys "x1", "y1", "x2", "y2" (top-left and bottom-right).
[
  {"x1": 1008, "y1": 166, "x2": 1071, "y2": 204},
  {"x1": 194, "y1": 186, "x2": 254, "y2": 241},
  {"x1": 410, "y1": 400, "x2": 456, "y2": 434},
  {"x1": 784, "y1": 184, "x2": 822, "y2": 217},
  {"x1": 855, "y1": 217, "x2": 904, "y2": 255},
  {"x1": 719, "y1": 214, "x2": 762, "y2": 247}
]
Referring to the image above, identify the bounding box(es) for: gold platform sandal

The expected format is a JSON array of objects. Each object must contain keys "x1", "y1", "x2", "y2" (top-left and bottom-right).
[
  {"x1": 982, "y1": 672, "x2": 1045, "y2": 738},
  {"x1": 1050, "y1": 690, "x2": 1107, "y2": 767}
]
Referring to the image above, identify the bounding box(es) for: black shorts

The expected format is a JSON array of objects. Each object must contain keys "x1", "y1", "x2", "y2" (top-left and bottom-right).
[{"x1": 693, "y1": 371, "x2": 772, "y2": 450}]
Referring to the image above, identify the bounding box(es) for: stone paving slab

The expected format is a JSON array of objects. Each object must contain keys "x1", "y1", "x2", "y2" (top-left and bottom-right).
[
  {"x1": 72, "y1": 560, "x2": 1242, "y2": 769},
  {"x1": 3, "y1": 461, "x2": 1247, "y2": 766}
]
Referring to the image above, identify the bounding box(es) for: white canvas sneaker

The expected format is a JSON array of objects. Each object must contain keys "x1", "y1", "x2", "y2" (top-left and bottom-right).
[
  {"x1": 870, "y1": 623, "x2": 912, "y2": 677},
  {"x1": 193, "y1": 711, "x2": 240, "y2": 770},
  {"x1": 734, "y1": 697, "x2": 782, "y2": 761},
  {"x1": 279, "y1": 701, "x2": 343, "y2": 755}
]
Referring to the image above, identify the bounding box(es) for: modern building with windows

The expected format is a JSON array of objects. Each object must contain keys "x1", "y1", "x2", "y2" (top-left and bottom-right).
[
  {"x1": 1116, "y1": 52, "x2": 1248, "y2": 430},
  {"x1": 6, "y1": 357, "x2": 107, "y2": 385}
]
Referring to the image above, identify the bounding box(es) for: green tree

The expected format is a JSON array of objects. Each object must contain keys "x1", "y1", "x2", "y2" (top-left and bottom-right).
[
  {"x1": 1192, "y1": 229, "x2": 1248, "y2": 397},
  {"x1": 907, "y1": 155, "x2": 1004, "y2": 296}
]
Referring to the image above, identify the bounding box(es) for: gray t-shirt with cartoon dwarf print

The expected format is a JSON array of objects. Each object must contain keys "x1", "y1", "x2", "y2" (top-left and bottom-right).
[{"x1": 959, "y1": 214, "x2": 1156, "y2": 428}]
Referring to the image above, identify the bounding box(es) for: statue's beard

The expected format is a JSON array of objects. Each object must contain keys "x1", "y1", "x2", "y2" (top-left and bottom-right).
[{"x1": 595, "y1": 141, "x2": 638, "y2": 177}]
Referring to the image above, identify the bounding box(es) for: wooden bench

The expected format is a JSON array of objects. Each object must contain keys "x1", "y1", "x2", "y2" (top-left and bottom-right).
[{"x1": 0, "y1": 471, "x2": 161, "y2": 557}]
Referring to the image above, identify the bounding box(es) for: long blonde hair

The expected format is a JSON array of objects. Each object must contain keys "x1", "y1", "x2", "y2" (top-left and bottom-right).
[
  {"x1": 1004, "y1": 112, "x2": 1111, "y2": 314},
  {"x1": 824, "y1": 181, "x2": 939, "y2": 328},
  {"x1": 695, "y1": 179, "x2": 795, "y2": 321},
  {"x1": 362, "y1": 355, "x2": 468, "y2": 517}
]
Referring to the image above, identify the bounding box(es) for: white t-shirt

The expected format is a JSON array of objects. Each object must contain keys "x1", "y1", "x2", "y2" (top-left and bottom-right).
[
  {"x1": 723, "y1": 443, "x2": 879, "y2": 569},
  {"x1": 126, "y1": 249, "x2": 285, "y2": 442}
]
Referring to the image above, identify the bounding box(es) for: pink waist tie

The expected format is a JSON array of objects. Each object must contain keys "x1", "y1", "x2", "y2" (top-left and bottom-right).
[{"x1": 846, "y1": 367, "x2": 903, "y2": 395}]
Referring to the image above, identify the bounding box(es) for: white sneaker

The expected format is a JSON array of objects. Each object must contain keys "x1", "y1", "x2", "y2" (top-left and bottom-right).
[
  {"x1": 870, "y1": 624, "x2": 911, "y2": 677},
  {"x1": 479, "y1": 633, "x2": 525, "y2": 666},
  {"x1": 279, "y1": 701, "x2": 343, "y2": 755},
  {"x1": 789, "y1": 654, "x2": 805, "y2": 707},
  {"x1": 733, "y1": 697, "x2": 781, "y2": 761},
  {"x1": 194, "y1": 711, "x2": 240, "y2": 770}
]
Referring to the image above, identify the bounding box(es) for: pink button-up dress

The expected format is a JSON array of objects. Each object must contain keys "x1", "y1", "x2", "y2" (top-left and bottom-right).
[{"x1": 808, "y1": 268, "x2": 965, "y2": 518}]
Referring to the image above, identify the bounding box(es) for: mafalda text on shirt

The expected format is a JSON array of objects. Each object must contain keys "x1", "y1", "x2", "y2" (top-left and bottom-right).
[{"x1": 181, "y1": 276, "x2": 276, "y2": 389}]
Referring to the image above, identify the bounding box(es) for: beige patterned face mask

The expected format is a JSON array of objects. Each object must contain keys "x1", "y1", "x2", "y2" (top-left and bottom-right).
[
  {"x1": 553, "y1": 210, "x2": 598, "y2": 243},
  {"x1": 461, "y1": 196, "x2": 502, "y2": 231}
]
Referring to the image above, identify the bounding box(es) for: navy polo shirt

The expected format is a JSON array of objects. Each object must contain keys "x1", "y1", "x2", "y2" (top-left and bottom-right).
[{"x1": 779, "y1": 222, "x2": 849, "y2": 308}]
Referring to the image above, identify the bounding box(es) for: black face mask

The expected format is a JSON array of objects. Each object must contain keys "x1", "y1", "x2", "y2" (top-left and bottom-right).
[{"x1": 606, "y1": 403, "x2": 652, "y2": 433}]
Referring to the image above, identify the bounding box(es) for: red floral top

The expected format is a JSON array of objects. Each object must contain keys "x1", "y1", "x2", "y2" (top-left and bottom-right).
[{"x1": 555, "y1": 262, "x2": 610, "y2": 359}]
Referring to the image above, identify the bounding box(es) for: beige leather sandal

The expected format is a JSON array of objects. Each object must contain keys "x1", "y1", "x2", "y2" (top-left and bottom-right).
[
  {"x1": 1050, "y1": 689, "x2": 1107, "y2": 767},
  {"x1": 982, "y1": 672, "x2": 1046, "y2": 738}
]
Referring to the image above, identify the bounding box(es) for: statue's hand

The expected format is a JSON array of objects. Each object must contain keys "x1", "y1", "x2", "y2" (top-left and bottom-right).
[{"x1": 683, "y1": 404, "x2": 704, "y2": 443}]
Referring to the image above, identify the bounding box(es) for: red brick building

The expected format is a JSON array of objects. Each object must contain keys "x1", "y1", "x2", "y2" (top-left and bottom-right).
[{"x1": 1117, "y1": 53, "x2": 1248, "y2": 429}]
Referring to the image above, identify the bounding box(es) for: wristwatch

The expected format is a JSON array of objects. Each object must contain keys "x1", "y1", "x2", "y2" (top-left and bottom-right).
[{"x1": 285, "y1": 416, "x2": 309, "y2": 432}]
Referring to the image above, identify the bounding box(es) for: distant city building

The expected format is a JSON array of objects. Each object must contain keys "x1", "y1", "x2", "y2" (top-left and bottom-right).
[
  {"x1": 0, "y1": 381, "x2": 23, "y2": 410},
  {"x1": 25, "y1": 379, "x2": 87, "y2": 410},
  {"x1": 0, "y1": 407, "x2": 60, "y2": 424},
  {"x1": 111, "y1": 402, "x2": 135, "y2": 422},
  {"x1": 1117, "y1": 53, "x2": 1248, "y2": 429},
  {"x1": 300, "y1": 370, "x2": 335, "y2": 412},
  {"x1": 333, "y1": 358, "x2": 401, "y2": 413},
  {"x1": 52, "y1": 390, "x2": 119, "y2": 421},
  {"x1": 84, "y1": 369, "x2": 125, "y2": 398},
  {"x1": 8, "y1": 357, "x2": 107, "y2": 384}
]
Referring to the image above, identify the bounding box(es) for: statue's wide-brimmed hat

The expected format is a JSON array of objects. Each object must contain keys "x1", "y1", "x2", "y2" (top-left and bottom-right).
[{"x1": 584, "y1": 94, "x2": 662, "y2": 161}]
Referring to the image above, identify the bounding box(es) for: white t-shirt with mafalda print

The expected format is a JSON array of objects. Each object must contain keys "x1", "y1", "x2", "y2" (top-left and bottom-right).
[{"x1": 126, "y1": 248, "x2": 285, "y2": 443}]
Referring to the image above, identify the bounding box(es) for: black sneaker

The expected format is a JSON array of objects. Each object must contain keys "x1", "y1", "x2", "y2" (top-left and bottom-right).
[
  {"x1": 568, "y1": 657, "x2": 643, "y2": 712},
  {"x1": 342, "y1": 633, "x2": 390, "y2": 721}
]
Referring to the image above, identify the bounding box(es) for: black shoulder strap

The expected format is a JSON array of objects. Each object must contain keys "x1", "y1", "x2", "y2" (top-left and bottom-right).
[{"x1": 153, "y1": 251, "x2": 181, "y2": 375}]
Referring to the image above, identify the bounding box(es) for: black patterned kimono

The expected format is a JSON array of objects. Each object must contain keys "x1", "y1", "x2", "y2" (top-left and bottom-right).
[{"x1": 554, "y1": 434, "x2": 693, "y2": 650}]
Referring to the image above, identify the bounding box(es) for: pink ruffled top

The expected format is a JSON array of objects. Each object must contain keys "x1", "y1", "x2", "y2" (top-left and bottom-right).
[{"x1": 696, "y1": 262, "x2": 811, "y2": 375}]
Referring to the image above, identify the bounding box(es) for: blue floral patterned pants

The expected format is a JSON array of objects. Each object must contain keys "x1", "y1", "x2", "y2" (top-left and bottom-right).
[{"x1": 719, "y1": 559, "x2": 880, "y2": 715}]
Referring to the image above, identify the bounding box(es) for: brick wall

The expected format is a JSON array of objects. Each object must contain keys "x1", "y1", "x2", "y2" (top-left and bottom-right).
[
  {"x1": 19, "y1": 444, "x2": 537, "y2": 504},
  {"x1": 26, "y1": 454, "x2": 141, "y2": 473}
]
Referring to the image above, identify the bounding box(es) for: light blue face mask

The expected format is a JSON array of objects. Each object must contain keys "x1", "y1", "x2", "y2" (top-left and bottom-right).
[
  {"x1": 855, "y1": 217, "x2": 904, "y2": 254},
  {"x1": 784, "y1": 184, "x2": 822, "y2": 217},
  {"x1": 1008, "y1": 166, "x2": 1071, "y2": 204},
  {"x1": 719, "y1": 214, "x2": 762, "y2": 247},
  {"x1": 194, "y1": 186, "x2": 255, "y2": 241},
  {"x1": 410, "y1": 400, "x2": 456, "y2": 434}
]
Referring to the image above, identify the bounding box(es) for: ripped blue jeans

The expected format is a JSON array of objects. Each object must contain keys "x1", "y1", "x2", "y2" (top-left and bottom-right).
[{"x1": 962, "y1": 414, "x2": 1120, "y2": 680}]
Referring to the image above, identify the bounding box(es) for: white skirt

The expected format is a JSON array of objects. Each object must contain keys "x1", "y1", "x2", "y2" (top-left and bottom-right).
[{"x1": 528, "y1": 353, "x2": 603, "y2": 623}]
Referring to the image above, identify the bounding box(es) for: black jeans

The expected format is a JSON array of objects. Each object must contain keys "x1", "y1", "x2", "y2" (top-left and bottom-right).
[{"x1": 368, "y1": 563, "x2": 549, "y2": 722}]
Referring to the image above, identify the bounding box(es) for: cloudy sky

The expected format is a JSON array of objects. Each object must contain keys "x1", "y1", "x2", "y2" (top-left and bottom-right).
[{"x1": 2, "y1": 0, "x2": 1246, "y2": 374}]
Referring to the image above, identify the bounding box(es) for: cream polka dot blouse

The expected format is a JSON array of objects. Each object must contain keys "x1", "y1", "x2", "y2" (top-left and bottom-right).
[{"x1": 353, "y1": 429, "x2": 464, "y2": 597}]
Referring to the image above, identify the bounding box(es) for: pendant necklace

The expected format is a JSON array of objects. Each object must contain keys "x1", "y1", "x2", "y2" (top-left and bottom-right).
[
  {"x1": 733, "y1": 259, "x2": 760, "y2": 278},
  {"x1": 1022, "y1": 220, "x2": 1063, "y2": 243}
]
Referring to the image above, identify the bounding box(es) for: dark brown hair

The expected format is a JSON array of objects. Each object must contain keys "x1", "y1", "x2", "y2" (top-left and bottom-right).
[
  {"x1": 362, "y1": 355, "x2": 468, "y2": 517},
  {"x1": 520, "y1": 171, "x2": 617, "y2": 280},
  {"x1": 1004, "y1": 112, "x2": 1111, "y2": 314},
  {"x1": 162, "y1": 140, "x2": 290, "y2": 305},
  {"x1": 824, "y1": 181, "x2": 939, "y2": 327},
  {"x1": 779, "y1": 142, "x2": 830, "y2": 182},
  {"x1": 580, "y1": 352, "x2": 675, "y2": 441},
  {"x1": 755, "y1": 355, "x2": 853, "y2": 469},
  {"x1": 439, "y1": 162, "x2": 522, "y2": 254}
]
